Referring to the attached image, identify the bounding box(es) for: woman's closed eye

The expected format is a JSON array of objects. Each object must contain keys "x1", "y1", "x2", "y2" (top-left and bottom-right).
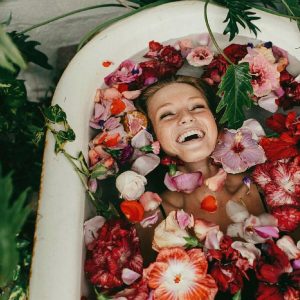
[
  {"x1": 190, "y1": 104, "x2": 205, "y2": 111},
  {"x1": 159, "y1": 111, "x2": 175, "y2": 120}
]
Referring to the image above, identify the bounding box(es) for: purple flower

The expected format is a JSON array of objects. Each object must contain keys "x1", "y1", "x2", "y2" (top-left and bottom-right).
[
  {"x1": 211, "y1": 128, "x2": 266, "y2": 174},
  {"x1": 119, "y1": 144, "x2": 134, "y2": 164},
  {"x1": 164, "y1": 171, "x2": 203, "y2": 193},
  {"x1": 104, "y1": 59, "x2": 142, "y2": 86}
]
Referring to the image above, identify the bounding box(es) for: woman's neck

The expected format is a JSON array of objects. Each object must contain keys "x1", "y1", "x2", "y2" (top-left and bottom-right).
[{"x1": 177, "y1": 158, "x2": 218, "y2": 178}]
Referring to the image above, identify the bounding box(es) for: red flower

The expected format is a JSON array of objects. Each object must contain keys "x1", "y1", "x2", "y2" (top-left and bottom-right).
[
  {"x1": 207, "y1": 236, "x2": 250, "y2": 294},
  {"x1": 112, "y1": 279, "x2": 149, "y2": 300},
  {"x1": 271, "y1": 206, "x2": 300, "y2": 232},
  {"x1": 223, "y1": 43, "x2": 248, "y2": 64},
  {"x1": 144, "y1": 40, "x2": 164, "y2": 58},
  {"x1": 120, "y1": 200, "x2": 144, "y2": 223},
  {"x1": 202, "y1": 54, "x2": 228, "y2": 85},
  {"x1": 260, "y1": 111, "x2": 300, "y2": 161},
  {"x1": 85, "y1": 219, "x2": 143, "y2": 289},
  {"x1": 255, "y1": 240, "x2": 299, "y2": 300},
  {"x1": 160, "y1": 45, "x2": 183, "y2": 68},
  {"x1": 252, "y1": 158, "x2": 300, "y2": 207}
]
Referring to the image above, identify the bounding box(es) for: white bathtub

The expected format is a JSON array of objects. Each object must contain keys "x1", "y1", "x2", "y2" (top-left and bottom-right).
[{"x1": 28, "y1": 1, "x2": 300, "y2": 299}]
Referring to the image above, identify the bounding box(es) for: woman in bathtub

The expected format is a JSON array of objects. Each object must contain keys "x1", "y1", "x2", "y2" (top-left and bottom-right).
[{"x1": 136, "y1": 75, "x2": 266, "y2": 262}]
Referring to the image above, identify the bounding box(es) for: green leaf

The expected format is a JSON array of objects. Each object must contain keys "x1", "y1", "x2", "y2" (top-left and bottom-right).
[
  {"x1": 216, "y1": 63, "x2": 253, "y2": 129},
  {"x1": 8, "y1": 31, "x2": 51, "y2": 70},
  {"x1": 232, "y1": 289, "x2": 242, "y2": 300},
  {"x1": 217, "y1": 0, "x2": 261, "y2": 41},
  {"x1": 281, "y1": 0, "x2": 300, "y2": 29},
  {"x1": 78, "y1": 152, "x2": 90, "y2": 175},
  {"x1": 54, "y1": 128, "x2": 75, "y2": 153},
  {"x1": 43, "y1": 104, "x2": 67, "y2": 123},
  {"x1": 90, "y1": 164, "x2": 107, "y2": 179},
  {"x1": 0, "y1": 26, "x2": 26, "y2": 72},
  {"x1": 184, "y1": 236, "x2": 202, "y2": 248},
  {"x1": 0, "y1": 166, "x2": 31, "y2": 288}
]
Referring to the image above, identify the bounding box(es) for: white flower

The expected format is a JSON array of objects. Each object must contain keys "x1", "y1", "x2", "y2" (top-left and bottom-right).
[
  {"x1": 116, "y1": 170, "x2": 147, "y2": 200},
  {"x1": 83, "y1": 216, "x2": 106, "y2": 245}
]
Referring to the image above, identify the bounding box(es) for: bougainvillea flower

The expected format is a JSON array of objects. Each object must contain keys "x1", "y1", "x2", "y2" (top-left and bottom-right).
[
  {"x1": 152, "y1": 211, "x2": 190, "y2": 251},
  {"x1": 83, "y1": 216, "x2": 106, "y2": 245},
  {"x1": 271, "y1": 206, "x2": 300, "y2": 232},
  {"x1": 240, "y1": 50, "x2": 280, "y2": 97},
  {"x1": 85, "y1": 219, "x2": 143, "y2": 288},
  {"x1": 139, "y1": 191, "x2": 162, "y2": 212},
  {"x1": 131, "y1": 153, "x2": 160, "y2": 176},
  {"x1": 204, "y1": 168, "x2": 227, "y2": 192},
  {"x1": 116, "y1": 170, "x2": 147, "y2": 200},
  {"x1": 120, "y1": 200, "x2": 144, "y2": 223},
  {"x1": 211, "y1": 128, "x2": 266, "y2": 174},
  {"x1": 104, "y1": 59, "x2": 142, "y2": 86},
  {"x1": 144, "y1": 247, "x2": 218, "y2": 300},
  {"x1": 207, "y1": 236, "x2": 250, "y2": 294},
  {"x1": 164, "y1": 171, "x2": 203, "y2": 193},
  {"x1": 193, "y1": 219, "x2": 219, "y2": 242},
  {"x1": 253, "y1": 159, "x2": 300, "y2": 207},
  {"x1": 186, "y1": 46, "x2": 214, "y2": 67}
]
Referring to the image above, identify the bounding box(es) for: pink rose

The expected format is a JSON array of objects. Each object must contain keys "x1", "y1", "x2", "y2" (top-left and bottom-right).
[{"x1": 139, "y1": 191, "x2": 162, "y2": 212}]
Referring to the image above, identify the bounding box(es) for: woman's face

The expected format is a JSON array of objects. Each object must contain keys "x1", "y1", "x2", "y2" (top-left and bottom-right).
[{"x1": 147, "y1": 83, "x2": 218, "y2": 163}]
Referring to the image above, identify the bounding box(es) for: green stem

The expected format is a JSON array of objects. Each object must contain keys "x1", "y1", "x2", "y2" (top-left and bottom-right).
[
  {"x1": 204, "y1": 0, "x2": 233, "y2": 65},
  {"x1": 77, "y1": 0, "x2": 176, "y2": 50},
  {"x1": 62, "y1": 150, "x2": 98, "y2": 209},
  {"x1": 20, "y1": 4, "x2": 132, "y2": 34}
]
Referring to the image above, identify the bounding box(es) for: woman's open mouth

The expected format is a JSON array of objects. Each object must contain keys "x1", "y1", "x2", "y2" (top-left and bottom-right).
[{"x1": 177, "y1": 129, "x2": 205, "y2": 143}]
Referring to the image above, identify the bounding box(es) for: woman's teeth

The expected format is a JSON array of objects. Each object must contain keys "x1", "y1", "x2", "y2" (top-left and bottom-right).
[{"x1": 177, "y1": 130, "x2": 205, "y2": 143}]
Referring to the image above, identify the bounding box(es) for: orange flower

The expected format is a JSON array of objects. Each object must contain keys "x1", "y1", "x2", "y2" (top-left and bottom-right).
[
  {"x1": 144, "y1": 247, "x2": 217, "y2": 300},
  {"x1": 120, "y1": 200, "x2": 144, "y2": 223},
  {"x1": 111, "y1": 98, "x2": 126, "y2": 115}
]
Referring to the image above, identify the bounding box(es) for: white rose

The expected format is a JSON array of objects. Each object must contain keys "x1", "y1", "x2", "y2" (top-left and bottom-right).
[{"x1": 116, "y1": 170, "x2": 147, "y2": 200}]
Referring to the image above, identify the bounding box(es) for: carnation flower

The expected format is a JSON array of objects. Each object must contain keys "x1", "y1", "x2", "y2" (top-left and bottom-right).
[
  {"x1": 240, "y1": 50, "x2": 280, "y2": 97},
  {"x1": 211, "y1": 128, "x2": 266, "y2": 174},
  {"x1": 271, "y1": 206, "x2": 300, "y2": 232},
  {"x1": 144, "y1": 247, "x2": 218, "y2": 300},
  {"x1": 252, "y1": 159, "x2": 300, "y2": 208},
  {"x1": 104, "y1": 59, "x2": 142, "y2": 86},
  {"x1": 186, "y1": 46, "x2": 213, "y2": 67},
  {"x1": 85, "y1": 219, "x2": 143, "y2": 289}
]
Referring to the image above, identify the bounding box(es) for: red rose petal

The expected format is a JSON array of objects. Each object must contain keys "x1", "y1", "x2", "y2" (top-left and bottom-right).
[
  {"x1": 200, "y1": 195, "x2": 217, "y2": 213},
  {"x1": 102, "y1": 60, "x2": 113, "y2": 67}
]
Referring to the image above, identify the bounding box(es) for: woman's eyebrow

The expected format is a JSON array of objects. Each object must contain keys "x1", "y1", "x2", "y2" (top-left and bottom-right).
[{"x1": 156, "y1": 102, "x2": 173, "y2": 112}]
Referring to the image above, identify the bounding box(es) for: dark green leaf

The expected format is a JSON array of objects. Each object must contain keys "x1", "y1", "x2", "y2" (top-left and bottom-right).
[
  {"x1": 219, "y1": 0, "x2": 261, "y2": 41},
  {"x1": 43, "y1": 104, "x2": 66, "y2": 123},
  {"x1": 54, "y1": 128, "x2": 75, "y2": 153},
  {"x1": 0, "y1": 26, "x2": 26, "y2": 72},
  {"x1": 216, "y1": 63, "x2": 253, "y2": 129},
  {"x1": 8, "y1": 31, "x2": 51, "y2": 70},
  {"x1": 281, "y1": 0, "x2": 300, "y2": 29},
  {"x1": 78, "y1": 151, "x2": 90, "y2": 175}
]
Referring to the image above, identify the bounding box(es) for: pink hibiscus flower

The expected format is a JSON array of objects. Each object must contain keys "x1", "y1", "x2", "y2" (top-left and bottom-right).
[
  {"x1": 241, "y1": 50, "x2": 280, "y2": 97},
  {"x1": 252, "y1": 159, "x2": 300, "y2": 207},
  {"x1": 211, "y1": 128, "x2": 266, "y2": 174},
  {"x1": 144, "y1": 247, "x2": 217, "y2": 300}
]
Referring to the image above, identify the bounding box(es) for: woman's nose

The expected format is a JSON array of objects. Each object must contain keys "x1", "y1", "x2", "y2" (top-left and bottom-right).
[{"x1": 179, "y1": 110, "x2": 195, "y2": 125}]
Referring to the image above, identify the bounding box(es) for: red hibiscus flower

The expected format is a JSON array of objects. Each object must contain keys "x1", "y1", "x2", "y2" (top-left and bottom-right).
[
  {"x1": 260, "y1": 111, "x2": 300, "y2": 161},
  {"x1": 255, "y1": 240, "x2": 299, "y2": 300},
  {"x1": 252, "y1": 158, "x2": 300, "y2": 207},
  {"x1": 85, "y1": 219, "x2": 143, "y2": 289},
  {"x1": 207, "y1": 236, "x2": 250, "y2": 294}
]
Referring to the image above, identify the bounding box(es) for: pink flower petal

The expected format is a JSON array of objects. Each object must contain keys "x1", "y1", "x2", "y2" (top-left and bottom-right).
[
  {"x1": 258, "y1": 92, "x2": 279, "y2": 113},
  {"x1": 186, "y1": 46, "x2": 213, "y2": 67},
  {"x1": 139, "y1": 191, "x2": 162, "y2": 212},
  {"x1": 292, "y1": 259, "x2": 300, "y2": 269},
  {"x1": 121, "y1": 268, "x2": 141, "y2": 285},
  {"x1": 242, "y1": 119, "x2": 266, "y2": 139},
  {"x1": 231, "y1": 241, "x2": 261, "y2": 266},
  {"x1": 254, "y1": 226, "x2": 279, "y2": 238},
  {"x1": 83, "y1": 216, "x2": 106, "y2": 245},
  {"x1": 131, "y1": 129, "x2": 154, "y2": 148},
  {"x1": 88, "y1": 178, "x2": 97, "y2": 193},
  {"x1": 176, "y1": 209, "x2": 194, "y2": 229},
  {"x1": 205, "y1": 168, "x2": 227, "y2": 192},
  {"x1": 194, "y1": 219, "x2": 219, "y2": 242},
  {"x1": 226, "y1": 200, "x2": 249, "y2": 223},
  {"x1": 140, "y1": 211, "x2": 159, "y2": 228},
  {"x1": 104, "y1": 117, "x2": 121, "y2": 130},
  {"x1": 131, "y1": 154, "x2": 160, "y2": 176},
  {"x1": 122, "y1": 90, "x2": 141, "y2": 100},
  {"x1": 204, "y1": 228, "x2": 223, "y2": 250},
  {"x1": 197, "y1": 33, "x2": 211, "y2": 46},
  {"x1": 276, "y1": 236, "x2": 300, "y2": 260}
]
